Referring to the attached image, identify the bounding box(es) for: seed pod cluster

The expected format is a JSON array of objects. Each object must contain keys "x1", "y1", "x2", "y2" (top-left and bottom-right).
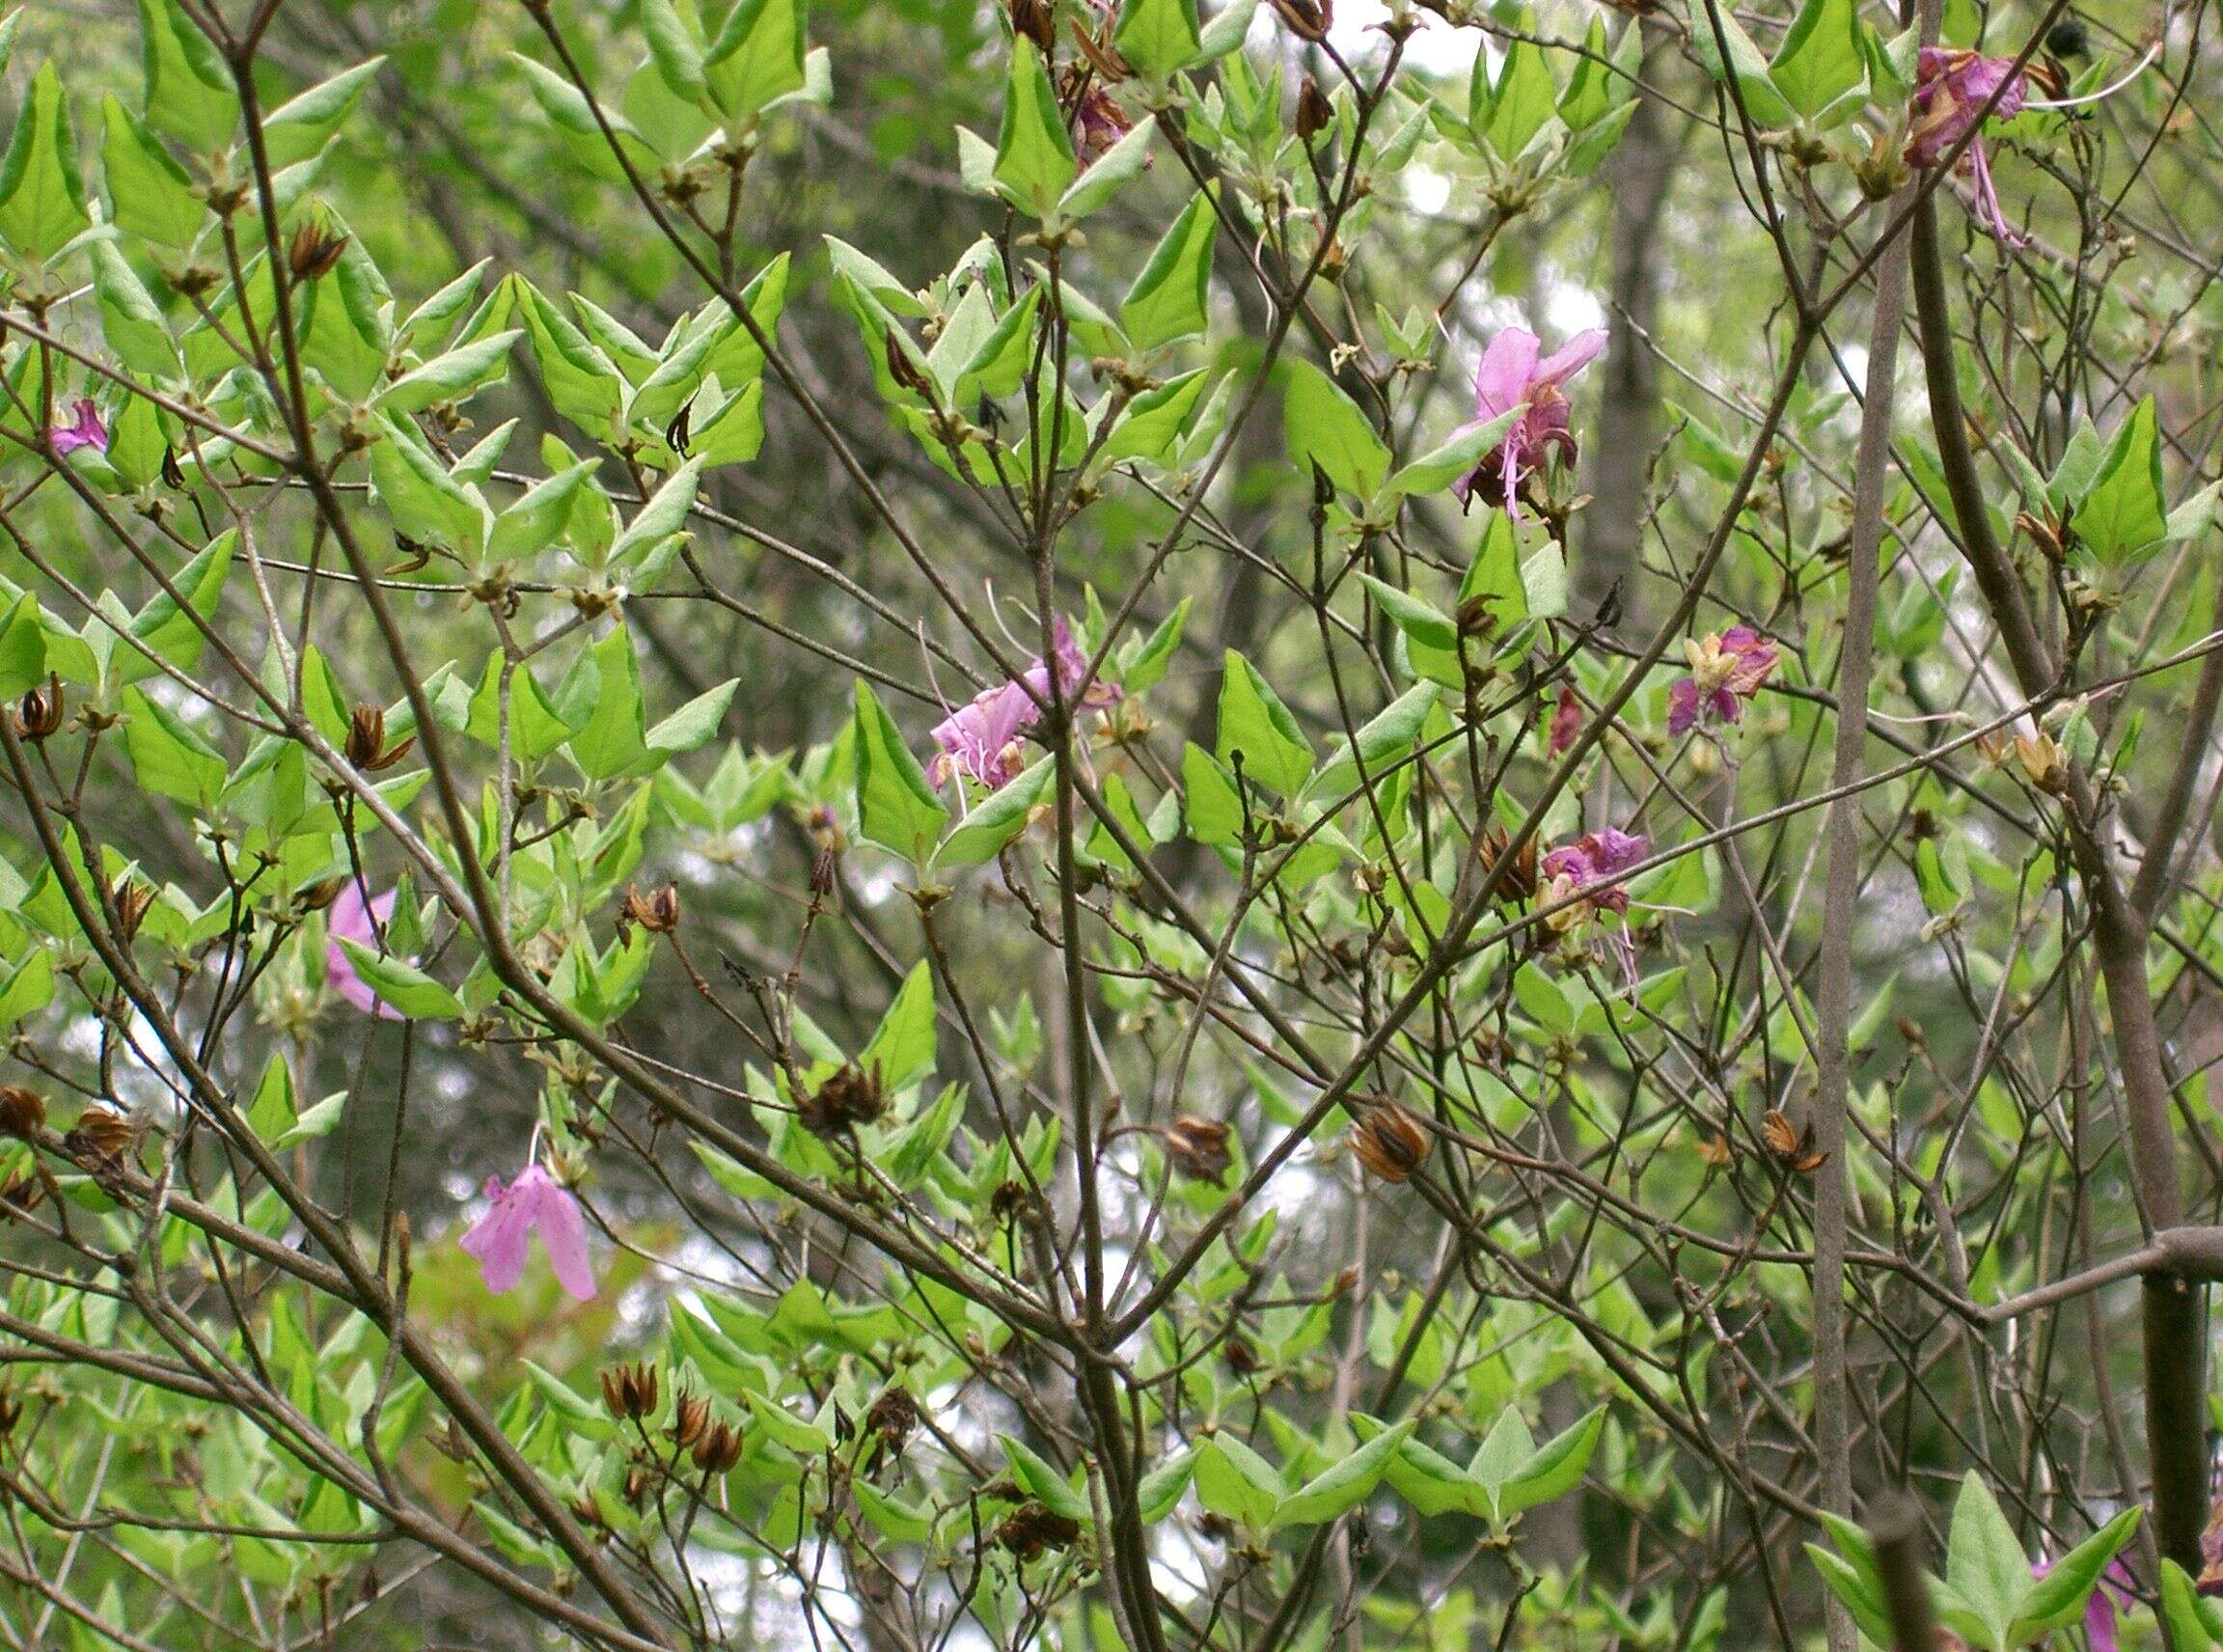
[{"x1": 1349, "y1": 1101, "x2": 1431, "y2": 1183}]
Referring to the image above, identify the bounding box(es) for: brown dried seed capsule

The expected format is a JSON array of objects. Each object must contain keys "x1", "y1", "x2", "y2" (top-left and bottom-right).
[
  {"x1": 1760, "y1": 1109, "x2": 1827, "y2": 1173},
  {"x1": 0, "y1": 1086, "x2": 46, "y2": 1139},
  {"x1": 1162, "y1": 1115, "x2": 1234, "y2": 1184},
  {"x1": 864, "y1": 1385, "x2": 919, "y2": 1448},
  {"x1": 110, "y1": 879, "x2": 155, "y2": 943},
  {"x1": 1009, "y1": 0, "x2": 1055, "y2": 53},
  {"x1": 996, "y1": 1501, "x2": 1082, "y2": 1560},
  {"x1": 1296, "y1": 75, "x2": 1333, "y2": 144},
  {"x1": 344, "y1": 703, "x2": 387, "y2": 770},
  {"x1": 668, "y1": 1390, "x2": 709, "y2": 1449},
  {"x1": 691, "y1": 1418, "x2": 743, "y2": 1474},
  {"x1": 1349, "y1": 1102, "x2": 1431, "y2": 1183},
  {"x1": 599, "y1": 1361, "x2": 659, "y2": 1422},
  {"x1": 799, "y1": 1064, "x2": 887, "y2": 1136},
  {"x1": 288, "y1": 220, "x2": 350, "y2": 283},
  {"x1": 63, "y1": 1108, "x2": 136, "y2": 1168},
  {"x1": 622, "y1": 884, "x2": 681, "y2": 936},
  {"x1": 15, "y1": 675, "x2": 63, "y2": 741},
  {"x1": 568, "y1": 1488, "x2": 603, "y2": 1527},
  {"x1": 1268, "y1": 0, "x2": 1331, "y2": 41}
]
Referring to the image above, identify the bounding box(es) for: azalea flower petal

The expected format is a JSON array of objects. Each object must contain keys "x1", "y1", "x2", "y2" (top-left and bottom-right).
[
  {"x1": 458, "y1": 1174, "x2": 537, "y2": 1295},
  {"x1": 1532, "y1": 328, "x2": 1607, "y2": 391},
  {"x1": 1471, "y1": 328, "x2": 1542, "y2": 422},
  {"x1": 521, "y1": 1170, "x2": 597, "y2": 1302},
  {"x1": 1667, "y1": 678, "x2": 1703, "y2": 736},
  {"x1": 325, "y1": 884, "x2": 403, "y2": 1021}
]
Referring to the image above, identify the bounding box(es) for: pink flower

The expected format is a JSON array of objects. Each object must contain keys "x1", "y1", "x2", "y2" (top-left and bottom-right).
[
  {"x1": 1667, "y1": 626, "x2": 1778, "y2": 736},
  {"x1": 325, "y1": 882, "x2": 404, "y2": 1021},
  {"x1": 50, "y1": 399, "x2": 108, "y2": 456},
  {"x1": 930, "y1": 617, "x2": 1120, "y2": 789},
  {"x1": 1073, "y1": 86, "x2": 1134, "y2": 165},
  {"x1": 459, "y1": 1162, "x2": 596, "y2": 1302},
  {"x1": 1547, "y1": 686, "x2": 1582, "y2": 756},
  {"x1": 1907, "y1": 49, "x2": 2029, "y2": 246},
  {"x1": 1541, "y1": 826, "x2": 1649, "y2": 917},
  {"x1": 1453, "y1": 327, "x2": 1607, "y2": 515},
  {"x1": 2031, "y1": 1555, "x2": 2131, "y2": 1652}
]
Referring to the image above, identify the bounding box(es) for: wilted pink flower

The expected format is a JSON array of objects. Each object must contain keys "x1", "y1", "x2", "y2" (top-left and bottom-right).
[
  {"x1": 930, "y1": 617, "x2": 1120, "y2": 789},
  {"x1": 1073, "y1": 86, "x2": 1134, "y2": 164},
  {"x1": 50, "y1": 399, "x2": 108, "y2": 456},
  {"x1": 1454, "y1": 326, "x2": 1607, "y2": 515},
  {"x1": 1667, "y1": 626, "x2": 1778, "y2": 736},
  {"x1": 2031, "y1": 1554, "x2": 2131, "y2": 1652},
  {"x1": 1548, "y1": 687, "x2": 1582, "y2": 755},
  {"x1": 325, "y1": 882, "x2": 403, "y2": 1021},
  {"x1": 1542, "y1": 826, "x2": 1649, "y2": 917},
  {"x1": 459, "y1": 1161, "x2": 596, "y2": 1302},
  {"x1": 1907, "y1": 48, "x2": 2029, "y2": 246}
]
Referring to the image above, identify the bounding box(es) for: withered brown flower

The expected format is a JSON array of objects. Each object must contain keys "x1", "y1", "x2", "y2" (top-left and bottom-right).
[
  {"x1": 1349, "y1": 1102, "x2": 1431, "y2": 1183},
  {"x1": 997, "y1": 1501, "x2": 1081, "y2": 1560},
  {"x1": 1760, "y1": 1109, "x2": 1827, "y2": 1173},
  {"x1": 0, "y1": 1086, "x2": 47, "y2": 1140},
  {"x1": 600, "y1": 1362, "x2": 659, "y2": 1423},
  {"x1": 799, "y1": 1064, "x2": 887, "y2": 1136},
  {"x1": 1163, "y1": 1116, "x2": 1234, "y2": 1184}
]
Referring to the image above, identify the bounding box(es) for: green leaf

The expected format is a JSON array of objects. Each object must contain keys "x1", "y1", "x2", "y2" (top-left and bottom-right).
[
  {"x1": 703, "y1": 0, "x2": 810, "y2": 121},
  {"x1": 1001, "y1": 1435, "x2": 1092, "y2": 1524},
  {"x1": 936, "y1": 755, "x2": 1054, "y2": 868},
  {"x1": 860, "y1": 960, "x2": 937, "y2": 1091},
  {"x1": 1056, "y1": 118, "x2": 1154, "y2": 221},
  {"x1": 122, "y1": 687, "x2": 226, "y2": 807},
  {"x1": 646, "y1": 680, "x2": 736, "y2": 756},
  {"x1": 1121, "y1": 190, "x2": 1219, "y2": 353},
  {"x1": 1217, "y1": 651, "x2": 1312, "y2": 797},
  {"x1": 334, "y1": 940, "x2": 462, "y2": 1019},
  {"x1": 1497, "y1": 1406, "x2": 1603, "y2": 1517},
  {"x1": 1272, "y1": 1420, "x2": 1412, "y2": 1528},
  {"x1": 1685, "y1": 0, "x2": 1796, "y2": 126},
  {"x1": 376, "y1": 331, "x2": 522, "y2": 414},
  {"x1": 1181, "y1": 740, "x2": 1245, "y2": 846},
  {"x1": 119, "y1": 531, "x2": 234, "y2": 686},
  {"x1": 93, "y1": 239, "x2": 176, "y2": 379},
  {"x1": 1284, "y1": 361, "x2": 1388, "y2": 498},
  {"x1": 1138, "y1": 1449, "x2": 1195, "y2": 1524},
  {"x1": 0, "y1": 592, "x2": 45, "y2": 697},
  {"x1": 642, "y1": 0, "x2": 710, "y2": 103},
  {"x1": 2160, "y1": 1560, "x2": 2223, "y2": 1650},
  {"x1": 489, "y1": 460, "x2": 599, "y2": 563},
  {"x1": 853, "y1": 680, "x2": 949, "y2": 862},
  {"x1": 261, "y1": 57, "x2": 385, "y2": 168},
  {"x1": 1383, "y1": 410, "x2": 1517, "y2": 501},
  {"x1": 2010, "y1": 1507, "x2": 2138, "y2": 1642},
  {"x1": 1194, "y1": 1434, "x2": 1285, "y2": 1529},
  {"x1": 370, "y1": 416, "x2": 488, "y2": 562},
  {"x1": 99, "y1": 94, "x2": 202, "y2": 248},
  {"x1": 1359, "y1": 575, "x2": 1458, "y2": 654},
  {"x1": 1806, "y1": 1545, "x2": 1898, "y2": 1648},
  {"x1": 993, "y1": 39, "x2": 1078, "y2": 218},
  {"x1": 1944, "y1": 1473, "x2": 2031, "y2": 1648},
  {"x1": 1113, "y1": 0, "x2": 1202, "y2": 78},
  {"x1": 1475, "y1": 30, "x2": 1558, "y2": 161},
  {"x1": 2072, "y1": 396, "x2": 2168, "y2": 563},
  {"x1": 1314, "y1": 683, "x2": 1439, "y2": 799},
  {"x1": 612, "y1": 456, "x2": 704, "y2": 570},
  {"x1": 136, "y1": 0, "x2": 237, "y2": 151},
  {"x1": 0, "y1": 62, "x2": 90, "y2": 262},
  {"x1": 1769, "y1": 0, "x2": 1865, "y2": 121}
]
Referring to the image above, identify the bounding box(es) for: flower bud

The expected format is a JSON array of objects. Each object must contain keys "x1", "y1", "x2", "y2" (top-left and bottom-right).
[{"x1": 1009, "y1": 0, "x2": 1055, "y2": 54}]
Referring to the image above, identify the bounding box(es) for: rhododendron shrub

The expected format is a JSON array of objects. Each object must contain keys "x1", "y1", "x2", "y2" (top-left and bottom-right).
[{"x1": 0, "y1": 1, "x2": 2211, "y2": 1648}]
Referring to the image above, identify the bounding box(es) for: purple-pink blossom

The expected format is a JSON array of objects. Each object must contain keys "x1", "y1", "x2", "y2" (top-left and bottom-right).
[
  {"x1": 1667, "y1": 626, "x2": 1779, "y2": 736},
  {"x1": 50, "y1": 399, "x2": 108, "y2": 457},
  {"x1": 1907, "y1": 48, "x2": 2029, "y2": 246},
  {"x1": 1542, "y1": 826, "x2": 1649, "y2": 917},
  {"x1": 459, "y1": 1162, "x2": 597, "y2": 1302},
  {"x1": 2031, "y1": 1554, "x2": 2131, "y2": 1652},
  {"x1": 325, "y1": 882, "x2": 403, "y2": 1021},
  {"x1": 929, "y1": 617, "x2": 1120, "y2": 789},
  {"x1": 1454, "y1": 326, "x2": 1606, "y2": 515},
  {"x1": 1547, "y1": 686, "x2": 1581, "y2": 756}
]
